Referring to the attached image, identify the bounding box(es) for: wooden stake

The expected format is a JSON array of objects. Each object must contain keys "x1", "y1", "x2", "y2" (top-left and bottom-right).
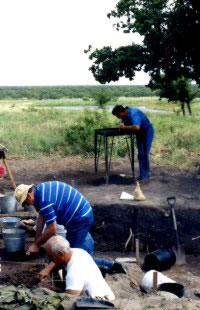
[
  {"x1": 135, "y1": 238, "x2": 140, "y2": 264},
  {"x1": 153, "y1": 271, "x2": 158, "y2": 292}
]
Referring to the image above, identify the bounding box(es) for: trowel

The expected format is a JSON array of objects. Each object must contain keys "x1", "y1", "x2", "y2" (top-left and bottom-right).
[{"x1": 167, "y1": 197, "x2": 186, "y2": 265}]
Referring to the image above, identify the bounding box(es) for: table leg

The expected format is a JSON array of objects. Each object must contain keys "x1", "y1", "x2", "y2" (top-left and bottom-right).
[
  {"x1": 104, "y1": 136, "x2": 109, "y2": 184},
  {"x1": 131, "y1": 134, "x2": 135, "y2": 181},
  {"x1": 94, "y1": 133, "x2": 97, "y2": 174}
]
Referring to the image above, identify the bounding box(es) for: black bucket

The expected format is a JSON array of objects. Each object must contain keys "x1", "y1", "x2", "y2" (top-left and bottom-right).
[
  {"x1": 158, "y1": 283, "x2": 184, "y2": 298},
  {"x1": 144, "y1": 248, "x2": 176, "y2": 271}
]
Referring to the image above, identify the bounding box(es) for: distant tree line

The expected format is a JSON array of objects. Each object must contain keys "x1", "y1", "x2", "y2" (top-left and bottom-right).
[
  {"x1": 0, "y1": 85, "x2": 199, "y2": 100},
  {"x1": 0, "y1": 85, "x2": 157, "y2": 100}
]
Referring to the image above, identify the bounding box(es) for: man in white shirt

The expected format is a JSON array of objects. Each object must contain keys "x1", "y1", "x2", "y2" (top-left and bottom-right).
[{"x1": 40, "y1": 235, "x2": 115, "y2": 300}]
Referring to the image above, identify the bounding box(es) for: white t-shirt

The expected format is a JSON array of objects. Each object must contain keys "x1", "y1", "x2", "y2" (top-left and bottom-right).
[{"x1": 65, "y1": 248, "x2": 115, "y2": 301}]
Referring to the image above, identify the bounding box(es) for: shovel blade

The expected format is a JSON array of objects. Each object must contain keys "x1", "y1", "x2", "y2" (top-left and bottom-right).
[{"x1": 172, "y1": 245, "x2": 187, "y2": 265}]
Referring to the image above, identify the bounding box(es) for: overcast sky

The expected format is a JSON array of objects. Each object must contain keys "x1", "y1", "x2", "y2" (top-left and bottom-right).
[{"x1": 0, "y1": 0, "x2": 150, "y2": 86}]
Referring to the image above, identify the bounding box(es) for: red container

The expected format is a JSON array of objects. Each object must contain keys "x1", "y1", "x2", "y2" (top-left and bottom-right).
[{"x1": 0, "y1": 164, "x2": 5, "y2": 177}]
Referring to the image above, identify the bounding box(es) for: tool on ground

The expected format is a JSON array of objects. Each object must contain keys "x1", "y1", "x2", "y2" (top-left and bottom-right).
[
  {"x1": 76, "y1": 297, "x2": 115, "y2": 309},
  {"x1": 167, "y1": 196, "x2": 186, "y2": 265},
  {"x1": 0, "y1": 144, "x2": 16, "y2": 190}
]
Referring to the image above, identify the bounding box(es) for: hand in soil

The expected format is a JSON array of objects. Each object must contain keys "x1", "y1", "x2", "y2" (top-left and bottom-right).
[
  {"x1": 40, "y1": 268, "x2": 50, "y2": 281},
  {"x1": 26, "y1": 243, "x2": 40, "y2": 255}
]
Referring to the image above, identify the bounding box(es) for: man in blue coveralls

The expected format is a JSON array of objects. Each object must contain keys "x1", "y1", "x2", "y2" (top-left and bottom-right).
[
  {"x1": 15, "y1": 182, "x2": 126, "y2": 274},
  {"x1": 112, "y1": 105, "x2": 154, "y2": 181}
]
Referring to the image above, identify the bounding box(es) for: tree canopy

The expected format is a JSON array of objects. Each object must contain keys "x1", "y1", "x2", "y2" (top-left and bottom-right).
[{"x1": 87, "y1": 0, "x2": 200, "y2": 85}]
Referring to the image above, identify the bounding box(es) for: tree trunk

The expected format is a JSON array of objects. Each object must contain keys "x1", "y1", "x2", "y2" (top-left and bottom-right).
[
  {"x1": 181, "y1": 102, "x2": 185, "y2": 115},
  {"x1": 187, "y1": 102, "x2": 192, "y2": 115}
]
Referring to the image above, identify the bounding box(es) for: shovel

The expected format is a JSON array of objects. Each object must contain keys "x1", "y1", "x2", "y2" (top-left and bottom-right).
[{"x1": 167, "y1": 196, "x2": 186, "y2": 265}]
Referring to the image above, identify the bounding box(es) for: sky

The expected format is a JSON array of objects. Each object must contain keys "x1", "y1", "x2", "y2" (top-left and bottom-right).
[{"x1": 0, "y1": 0, "x2": 150, "y2": 86}]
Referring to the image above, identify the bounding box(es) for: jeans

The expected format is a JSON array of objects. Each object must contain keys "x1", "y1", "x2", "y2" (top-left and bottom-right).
[
  {"x1": 136, "y1": 125, "x2": 154, "y2": 178},
  {"x1": 65, "y1": 208, "x2": 114, "y2": 271},
  {"x1": 93, "y1": 258, "x2": 114, "y2": 271},
  {"x1": 66, "y1": 209, "x2": 94, "y2": 255}
]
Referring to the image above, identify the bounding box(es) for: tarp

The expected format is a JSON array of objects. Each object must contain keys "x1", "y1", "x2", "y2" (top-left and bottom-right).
[{"x1": 0, "y1": 285, "x2": 70, "y2": 310}]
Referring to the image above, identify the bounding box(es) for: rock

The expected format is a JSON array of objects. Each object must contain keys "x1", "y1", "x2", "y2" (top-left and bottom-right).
[
  {"x1": 157, "y1": 291, "x2": 179, "y2": 300},
  {"x1": 194, "y1": 289, "x2": 200, "y2": 298},
  {"x1": 182, "y1": 302, "x2": 196, "y2": 310}
]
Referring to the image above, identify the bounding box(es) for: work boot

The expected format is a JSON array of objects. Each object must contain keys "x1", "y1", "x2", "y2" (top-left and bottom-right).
[
  {"x1": 109, "y1": 262, "x2": 127, "y2": 274},
  {"x1": 136, "y1": 176, "x2": 149, "y2": 183}
]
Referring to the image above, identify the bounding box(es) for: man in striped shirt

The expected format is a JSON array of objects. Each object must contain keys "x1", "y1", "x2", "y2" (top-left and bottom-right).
[{"x1": 15, "y1": 181, "x2": 94, "y2": 256}]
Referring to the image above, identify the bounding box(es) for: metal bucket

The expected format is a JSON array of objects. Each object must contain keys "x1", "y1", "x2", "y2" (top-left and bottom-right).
[
  {"x1": 2, "y1": 228, "x2": 26, "y2": 252},
  {"x1": 0, "y1": 217, "x2": 21, "y2": 231},
  {"x1": 0, "y1": 193, "x2": 17, "y2": 214}
]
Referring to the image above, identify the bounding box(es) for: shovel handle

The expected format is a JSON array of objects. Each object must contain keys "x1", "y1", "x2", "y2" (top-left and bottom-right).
[
  {"x1": 2, "y1": 158, "x2": 16, "y2": 190},
  {"x1": 167, "y1": 196, "x2": 176, "y2": 208}
]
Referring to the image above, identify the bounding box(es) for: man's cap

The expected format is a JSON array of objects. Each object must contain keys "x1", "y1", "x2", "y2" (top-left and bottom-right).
[{"x1": 14, "y1": 184, "x2": 34, "y2": 204}]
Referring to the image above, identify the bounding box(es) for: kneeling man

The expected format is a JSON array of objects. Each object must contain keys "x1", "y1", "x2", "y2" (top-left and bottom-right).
[{"x1": 40, "y1": 236, "x2": 115, "y2": 300}]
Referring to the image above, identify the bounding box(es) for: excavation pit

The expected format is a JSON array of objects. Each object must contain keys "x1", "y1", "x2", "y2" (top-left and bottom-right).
[{"x1": 0, "y1": 157, "x2": 200, "y2": 309}]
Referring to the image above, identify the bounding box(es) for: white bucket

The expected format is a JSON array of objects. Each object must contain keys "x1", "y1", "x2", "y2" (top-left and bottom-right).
[{"x1": 141, "y1": 270, "x2": 176, "y2": 293}]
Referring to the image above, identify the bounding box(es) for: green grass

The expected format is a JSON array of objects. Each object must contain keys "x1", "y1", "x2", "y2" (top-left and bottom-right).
[{"x1": 0, "y1": 97, "x2": 199, "y2": 170}]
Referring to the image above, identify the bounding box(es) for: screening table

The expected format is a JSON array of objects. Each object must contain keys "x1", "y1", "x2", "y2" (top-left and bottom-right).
[{"x1": 94, "y1": 128, "x2": 136, "y2": 184}]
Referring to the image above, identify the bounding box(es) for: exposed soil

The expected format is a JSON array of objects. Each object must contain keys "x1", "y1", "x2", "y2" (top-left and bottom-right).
[{"x1": 0, "y1": 157, "x2": 200, "y2": 309}]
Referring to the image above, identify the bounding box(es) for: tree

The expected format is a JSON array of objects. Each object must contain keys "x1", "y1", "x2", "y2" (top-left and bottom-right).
[
  {"x1": 93, "y1": 89, "x2": 113, "y2": 108},
  {"x1": 86, "y1": 0, "x2": 200, "y2": 85},
  {"x1": 150, "y1": 76, "x2": 196, "y2": 115}
]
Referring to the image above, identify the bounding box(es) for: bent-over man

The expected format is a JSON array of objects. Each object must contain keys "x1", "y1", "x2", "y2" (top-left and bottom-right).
[
  {"x1": 15, "y1": 181, "x2": 94, "y2": 256},
  {"x1": 40, "y1": 236, "x2": 115, "y2": 300},
  {"x1": 15, "y1": 181, "x2": 127, "y2": 275},
  {"x1": 112, "y1": 105, "x2": 154, "y2": 181}
]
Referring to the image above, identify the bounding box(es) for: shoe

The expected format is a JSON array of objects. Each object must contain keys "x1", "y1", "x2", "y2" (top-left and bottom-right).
[
  {"x1": 110, "y1": 262, "x2": 127, "y2": 274},
  {"x1": 136, "y1": 176, "x2": 149, "y2": 183},
  {"x1": 99, "y1": 267, "x2": 107, "y2": 278}
]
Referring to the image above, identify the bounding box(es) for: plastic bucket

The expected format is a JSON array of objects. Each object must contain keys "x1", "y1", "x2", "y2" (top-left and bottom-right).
[
  {"x1": 158, "y1": 283, "x2": 184, "y2": 298},
  {"x1": 144, "y1": 248, "x2": 176, "y2": 271},
  {"x1": 141, "y1": 270, "x2": 175, "y2": 293},
  {"x1": 2, "y1": 228, "x2": 26, "y2": 252},
  {"x1": 0, "y1": 217, "x2": 21, "y2": 231},
  {"x1": 0, "y1": 193, "x2": 17, "y2": 214}
]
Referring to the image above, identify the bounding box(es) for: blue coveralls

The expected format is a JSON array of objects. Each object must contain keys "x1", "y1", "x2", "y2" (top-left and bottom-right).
[{"x1": 122, "y1": 107, "x2": 154, "y2": 178}]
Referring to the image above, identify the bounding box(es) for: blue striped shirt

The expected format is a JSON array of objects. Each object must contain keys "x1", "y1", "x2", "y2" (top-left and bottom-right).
[{"x1": 34, "y1": 181, "x2": 92, "y2": 227}]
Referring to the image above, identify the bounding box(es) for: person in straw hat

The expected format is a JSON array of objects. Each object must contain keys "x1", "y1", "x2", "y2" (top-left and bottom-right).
[
  {"x1": 15, "y1": 181, "x2": 94, "y2": 256},
  {"x1": 15, "y1": 181, "x2": 127, "y2": 275}
]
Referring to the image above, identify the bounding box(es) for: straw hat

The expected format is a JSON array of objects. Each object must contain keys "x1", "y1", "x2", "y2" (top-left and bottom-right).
[{"x1": 14, "y1": 184, "x2": 34, "y2": 204}]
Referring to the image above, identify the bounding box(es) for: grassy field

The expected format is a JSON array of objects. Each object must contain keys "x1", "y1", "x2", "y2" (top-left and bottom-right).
[{"x1": 0, "y1": 97, "x2": 199, "y2": 170}]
